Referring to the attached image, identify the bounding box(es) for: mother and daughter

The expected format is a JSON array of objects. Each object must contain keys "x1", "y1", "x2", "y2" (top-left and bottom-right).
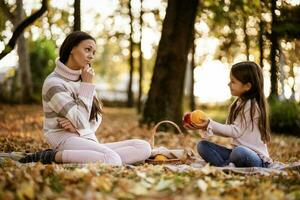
[{"x1": 19, "y1": 31, "x2": 272, "y2": 168}]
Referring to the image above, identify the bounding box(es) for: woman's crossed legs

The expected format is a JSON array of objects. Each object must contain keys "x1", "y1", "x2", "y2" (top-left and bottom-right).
[{"x1": 56, "y1": 136, "x2": 151, "y2": 165}]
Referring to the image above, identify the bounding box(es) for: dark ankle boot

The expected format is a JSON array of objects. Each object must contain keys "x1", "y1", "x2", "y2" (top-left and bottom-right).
[{"x1": 19, "y1": 149, "x2": 57, "y2": 164}]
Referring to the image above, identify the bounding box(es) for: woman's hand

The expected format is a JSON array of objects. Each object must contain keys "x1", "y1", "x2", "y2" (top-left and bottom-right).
[
  {"x1": 81, "y1": 65, "x2": 95, "y2": 83},
  {"x1": 57, "y1": 118, "x2": 78, "y2": 133}
]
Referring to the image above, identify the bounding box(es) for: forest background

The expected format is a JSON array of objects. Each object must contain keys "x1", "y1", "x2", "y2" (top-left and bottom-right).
[{"x1": 0, "y1": 0, "x2": 300, "y2": 199}]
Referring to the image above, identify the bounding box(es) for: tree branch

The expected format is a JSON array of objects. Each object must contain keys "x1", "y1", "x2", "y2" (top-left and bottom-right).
[
  {"x1": 0, "y1": 0, "x2": 48, "y2": 60},
  {"x1": 0, "y1": 0, "x2": 15, "y2": 21}
]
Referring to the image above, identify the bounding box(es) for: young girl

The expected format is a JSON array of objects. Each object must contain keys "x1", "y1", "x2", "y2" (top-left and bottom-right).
[
  {"x1": 184, "y1": 61, "x2": 272, "y2": 167},
  {"x1": 19, "y1": 31, "x2": 151, "y2": 165}
]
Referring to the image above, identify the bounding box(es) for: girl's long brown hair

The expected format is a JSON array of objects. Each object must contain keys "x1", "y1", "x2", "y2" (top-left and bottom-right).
[
  {"x1": 59, "y1": 31, "x2": 103, "y2": 121},
  {"x1": 227, "y1": 61, "x2": 271, "y2": 143}
]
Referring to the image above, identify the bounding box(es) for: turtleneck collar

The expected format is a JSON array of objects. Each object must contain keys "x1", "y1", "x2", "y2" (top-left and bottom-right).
[{"x1": 54, "y1": 59, "x2": 82, "y2": 81}]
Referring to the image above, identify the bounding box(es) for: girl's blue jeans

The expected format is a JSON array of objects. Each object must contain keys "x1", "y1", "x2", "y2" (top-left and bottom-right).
[{"x1": 197, "y1": 140, "x2": 268, "y2": 167}]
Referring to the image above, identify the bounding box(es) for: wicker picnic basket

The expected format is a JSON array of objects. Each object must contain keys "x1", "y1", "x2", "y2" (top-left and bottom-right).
[{"x1": 145, "y1": 120, "x2": 196, "y2": 165}]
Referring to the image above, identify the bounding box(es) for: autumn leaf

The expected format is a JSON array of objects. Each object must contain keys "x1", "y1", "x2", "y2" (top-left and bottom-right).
[
  {"x1": 197, "y1": 179, "x2": 208, "y2": 192},
  {"x1": 16, "y1": 181, "x2": 35, "y2": 200}
]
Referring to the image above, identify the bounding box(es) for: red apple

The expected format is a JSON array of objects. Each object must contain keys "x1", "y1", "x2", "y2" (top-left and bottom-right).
[{"x1": 182, "y1": 112, "x2": 192, "y2": 125}]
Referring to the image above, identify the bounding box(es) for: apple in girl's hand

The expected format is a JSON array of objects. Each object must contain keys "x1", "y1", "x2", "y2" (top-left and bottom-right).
[
  {"x1": 182, "y1": 112, "x2": 192, "y2": 125},
  {"x1": 190, "y1": 110, "x2": 208, "y2": 125},
  {"x1": 183, "y1": 110, "x2": 208, "y2": 126}
]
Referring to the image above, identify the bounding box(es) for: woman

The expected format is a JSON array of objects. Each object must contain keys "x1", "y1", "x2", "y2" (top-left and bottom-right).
[{"x1": 19, "y1": 31, "x2": 151, "y2": 165}]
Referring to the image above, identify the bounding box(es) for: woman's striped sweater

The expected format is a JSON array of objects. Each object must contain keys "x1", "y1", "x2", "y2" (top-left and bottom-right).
[{"x1": 42, "y1": 60, "x2": 101, "y2": 148}]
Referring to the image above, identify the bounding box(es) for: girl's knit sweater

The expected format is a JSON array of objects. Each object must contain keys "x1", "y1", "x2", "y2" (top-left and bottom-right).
[
  {"x1": 42, "y1": 60, "x2": 101, "y2": 148},
  {"x1": 205, "y1": 99, "x2": 272, "y2": 163}
]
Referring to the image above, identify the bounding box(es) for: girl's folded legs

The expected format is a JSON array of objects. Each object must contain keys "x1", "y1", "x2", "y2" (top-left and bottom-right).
[
  {"x1": 197, "y1": 140, "x2": 264, "y2": 167},
  {"x1": 229, "y1": 146, "x2": 263, "y2": 167},
  {"x1": 197, "y1": 140, "x2": 232, "y2": 167}
]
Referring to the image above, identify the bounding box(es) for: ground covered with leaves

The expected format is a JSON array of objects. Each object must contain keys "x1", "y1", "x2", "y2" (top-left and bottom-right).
[{"x1": 0, "y1": 104, "x2": 299, "y2": 200}]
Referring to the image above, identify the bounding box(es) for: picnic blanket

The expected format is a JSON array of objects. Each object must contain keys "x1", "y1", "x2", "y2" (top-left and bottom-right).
[
  {"x1": 163, "y1": 159, "x2": 300, "y2": 175},
  {"x1": 0, "y1": 152, "x2": 299, "y2": 175}
]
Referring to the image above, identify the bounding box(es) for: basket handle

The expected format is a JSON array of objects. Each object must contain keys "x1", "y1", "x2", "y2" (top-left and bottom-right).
[{"x1": 150, "y1": 120, "x2": 185, "y2": 148}]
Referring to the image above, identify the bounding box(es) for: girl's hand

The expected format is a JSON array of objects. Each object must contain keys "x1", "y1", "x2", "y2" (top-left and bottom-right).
[
  {"x1": 81, "y1": 65, "x2": 95, "y2": 83},
  {"x1": 195, "y1": 119, "x2": 210, "y2": 130},
  {"x1": 183, "y1": 122, "x2": 199, "y2": 130},
  {"x1": 183, "y1": 119, "x2": 210, "y2": 130},
  {"x1": 57, "y1": 118, "x2": 78, "y2": 133}
]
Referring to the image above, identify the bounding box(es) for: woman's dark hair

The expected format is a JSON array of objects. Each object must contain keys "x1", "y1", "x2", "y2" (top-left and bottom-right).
[
  {"x1": 59, "y1": 31, "x2": 95, "y2": 64},
  {"x1": 59, "y1": 31, "x2": 103, "y2": 121},
  {"x1": 227, "y1": 61, "x2": 271, "y2": 143}
]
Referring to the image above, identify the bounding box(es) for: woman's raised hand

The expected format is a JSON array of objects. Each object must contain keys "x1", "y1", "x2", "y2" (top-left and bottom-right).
[
  {"x1": 81, "y1": 65, "x2": 95, "y2": 83},
  {"x1": 57, "y1": 118, "x2": 78, "y2": 134}
]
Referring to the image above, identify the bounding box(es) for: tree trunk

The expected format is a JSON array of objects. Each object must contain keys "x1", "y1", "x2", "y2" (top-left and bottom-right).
[
  {"x1": 16, "y1": 34, "x2": 32, "y2": 102},
  {"x1": 270, "y1": 0, "x2": 279, "y2": 98},
  {"x1": 15, "y1": 0, "x2": 32, "y2": 102},
  {"x1": 258, "y1": 0, "x2": 265, "y2": 68},
  {"x1": 259, "y1": 20, "x2": 264, "y2": 68},
  {"x1": 289, "y1": 61, "x2": 296, "y2": 101},
  {"x1": 243, "y1": 15, "x2": 250, "y2": 61},
  {"x1": 142, "y1": 0, "x2": 198, "y2": 126},
  {"x1": 137, "y1": 0, "x2": 144, "y2": 113},
  {"x1": 127, "y1": 0, "x2": 134, "y2": 107},
  {"x1": 74, "y1": 0, "x2": 81, "y2": 31},
  {"x1": 189, "y1": 27, "x2": 195, "y2": 111},
  {"x1": 279, "y1": 50, "x2": 285, "y2": 100}
]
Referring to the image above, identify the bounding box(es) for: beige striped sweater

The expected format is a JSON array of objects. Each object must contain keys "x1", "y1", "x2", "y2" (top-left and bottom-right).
[{"x1": 42, "y1": 60, "x2": 101, "y2": 148}]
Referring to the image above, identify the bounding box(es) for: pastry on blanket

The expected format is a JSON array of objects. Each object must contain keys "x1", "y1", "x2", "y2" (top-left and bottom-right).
[
  {"x1": 154, "y1": 154, "x2": 168, "y2": 161},
  {"x1": 151, "y1": 147, "x2": 185, "y2": 159}
]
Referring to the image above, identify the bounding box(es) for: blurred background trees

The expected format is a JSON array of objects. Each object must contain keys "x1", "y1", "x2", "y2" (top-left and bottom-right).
[
  {"x1": 0, "y1": 0, "x2": 48, "y2": 102},
  {"x1": 0, "y1": 0, "x2": 299, "y2": 135}
]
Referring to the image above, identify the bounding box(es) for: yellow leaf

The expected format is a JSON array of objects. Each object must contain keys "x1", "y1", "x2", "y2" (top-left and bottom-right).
[
  {"x1": 91, "y1": 175, "x2": 113, "y2": 192},
  {"x1": 130, "y1": 182, "x2": 149, "y2": 195},
  {"x1": 200, "y1": 163, "x2": 215, "y2": 175},
  {"x1": 16, "y1": 182, "x2": 35, "y2": 200},
  {"x1": 197, "y1": 179, "x2": 208, "y2": 192},
  {"x1": 155, "y1": 179, "x2": 174, "y2": 191}
]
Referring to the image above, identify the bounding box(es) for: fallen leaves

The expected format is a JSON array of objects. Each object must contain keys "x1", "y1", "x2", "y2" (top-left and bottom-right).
[
  {"x1": 0, "y1": 104, "x2": 300, "y2": 199},
  {"x1": 196, "y1": 179, "x2": 208, "y2": 192}
]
